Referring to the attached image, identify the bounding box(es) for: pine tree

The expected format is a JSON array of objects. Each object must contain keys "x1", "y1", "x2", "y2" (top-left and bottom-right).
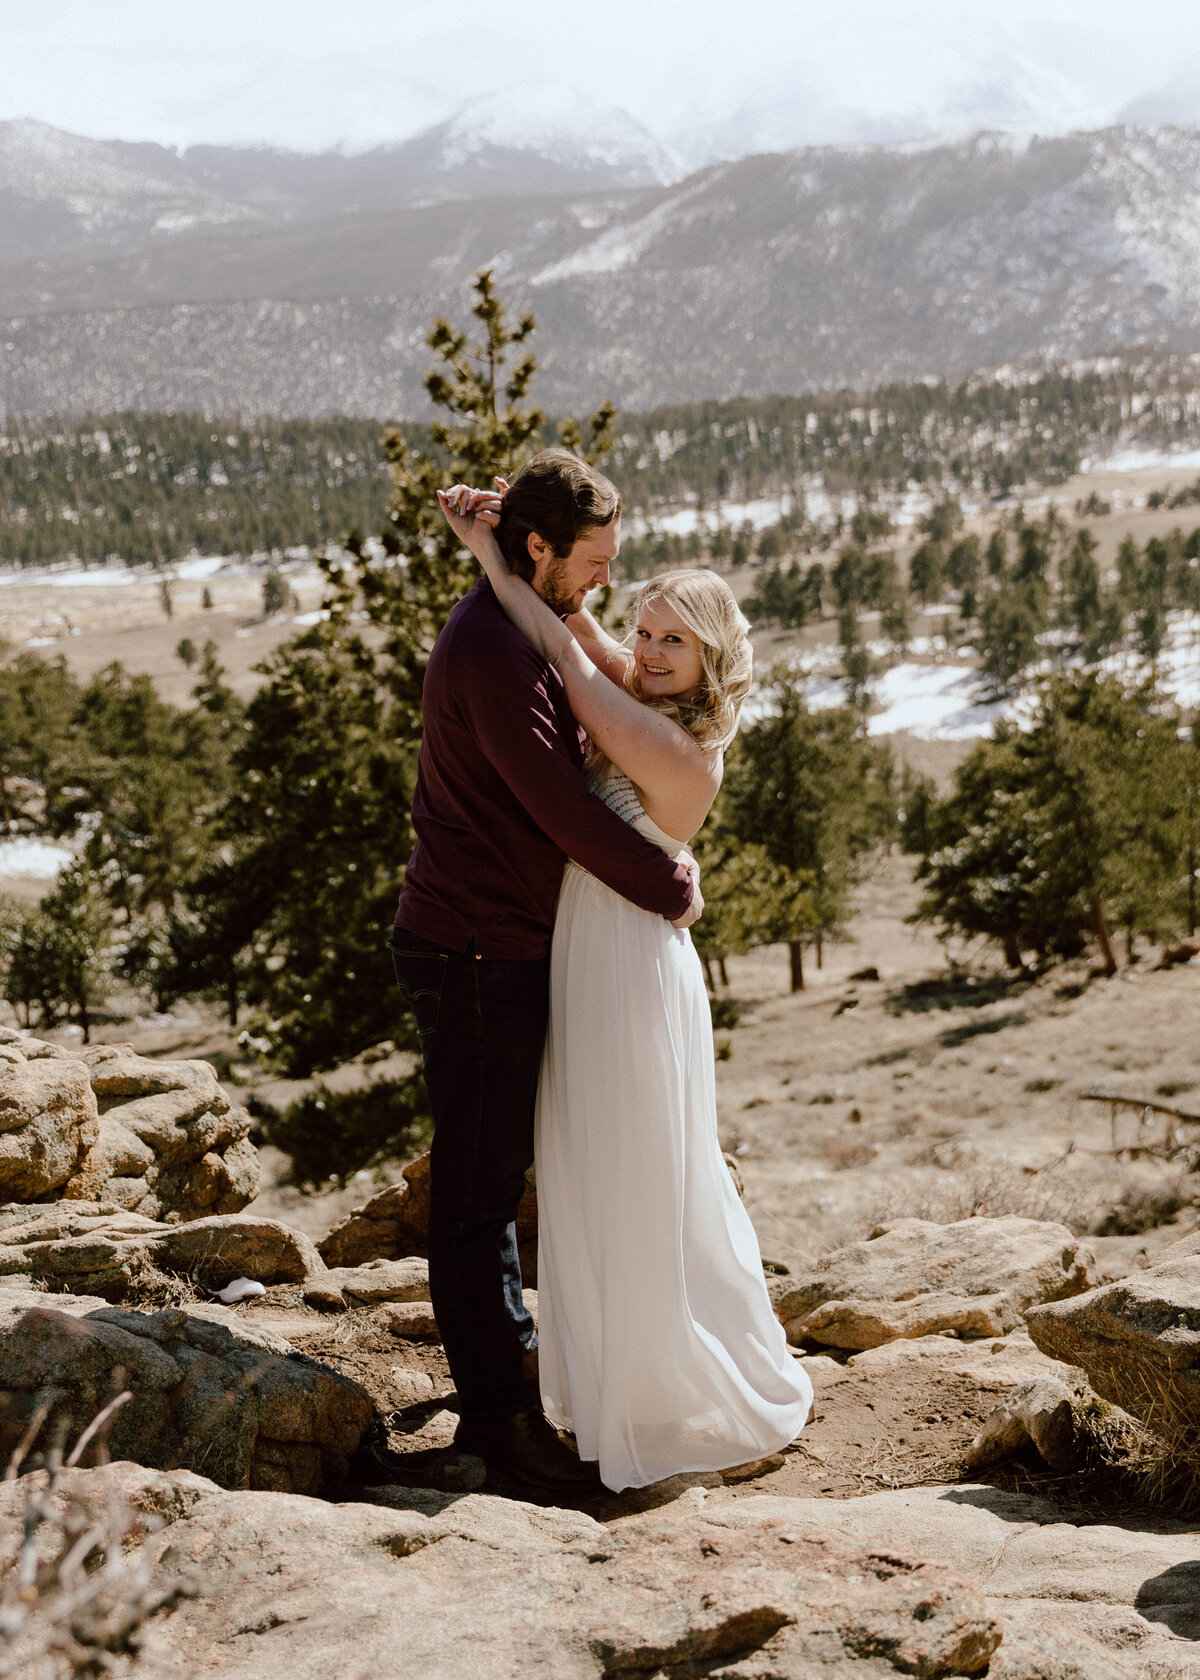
[
  {"x1": 47, "y1": 664, "x2": 229, "y2": 922},
  {"x1": 916, "y1": 672, "x2": 1188, "y2": 972},
  {"x1": 908, "y1": 540, "x2": 945, "y2": 605},
  {"x1": 688, "y1": 828, "x2": 816, "y2": 993},
  {"x1": 189, "y1": 271, "x2": 613, "y2": 1086},
  {"x1": 723, "y1": 677, "x2": 895, "y2": 989},
  {"x1": 0, "y1": 652, "x2": 79, "y2": 825},
  {"x1": 4, "y1": 861, "x2": 114, "y2": 1041},
  {"x1": 985, "y1": 528, "x2": 1008, "y2": 579},
  {"x1": 947, "y1": 533, "x2": 981, "y2": 595},
  {"x1": 978, "y1": 576, "x2": 1047, "y2": 695},
  {"x1": 1063, "y1": 528, "x2": 1102, "y2": 649},
  {"x1": 261, "y1": 572, "x2": 290, "y2": 618}
]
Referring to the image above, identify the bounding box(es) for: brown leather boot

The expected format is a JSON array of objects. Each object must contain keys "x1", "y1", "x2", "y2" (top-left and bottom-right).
[{"x1": 454, "y1": 1404, "x2": 600, "y2": 1493}]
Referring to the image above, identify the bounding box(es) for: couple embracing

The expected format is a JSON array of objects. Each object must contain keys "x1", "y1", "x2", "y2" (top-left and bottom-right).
[{"x1": 389, "y1": 449, "x2": 812, "y2": 1495}]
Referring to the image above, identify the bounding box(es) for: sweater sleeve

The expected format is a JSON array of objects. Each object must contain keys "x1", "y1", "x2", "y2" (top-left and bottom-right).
[{"x1": 458, "y1": 628, "x2": 695, "y2": 921}]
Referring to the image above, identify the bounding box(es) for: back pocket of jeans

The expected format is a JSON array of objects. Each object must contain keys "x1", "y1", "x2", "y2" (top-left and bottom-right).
[{"x1": 390, "y1": 948, "x2": 449, "y2": 1040}]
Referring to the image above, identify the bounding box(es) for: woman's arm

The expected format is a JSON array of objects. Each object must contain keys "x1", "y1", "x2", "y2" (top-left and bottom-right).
[
  {"x1": 439, "y1": 486, "x2": 718, "y2": 821},
  {"x1": 564, "y1": 604, "x2": 635, "y2": 685}
]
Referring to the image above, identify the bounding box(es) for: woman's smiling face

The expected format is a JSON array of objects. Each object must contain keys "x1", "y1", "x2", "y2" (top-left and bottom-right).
[{"x1": 633, "y1": 596, "x2": 705, "y2": 702}]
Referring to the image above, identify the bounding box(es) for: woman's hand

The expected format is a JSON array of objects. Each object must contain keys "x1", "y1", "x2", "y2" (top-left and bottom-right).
[{"x1": 437, "y1": 481, "x2": 506, "y2": 560}]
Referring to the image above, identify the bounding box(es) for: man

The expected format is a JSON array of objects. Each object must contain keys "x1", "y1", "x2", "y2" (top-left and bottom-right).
[{"x1": 390, "y1": 449, "x2": 699, "y2": 1492}]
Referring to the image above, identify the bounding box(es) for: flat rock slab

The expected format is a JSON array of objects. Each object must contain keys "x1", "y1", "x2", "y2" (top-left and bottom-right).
[
  {"x1": 9, "y1": 1464, "x2": 1195, "y2": 1678},
  {"x1": 777, "y1": 1216, "x2": 1098, "y2": 1349},
  {"x1": 0, "y1": 1460, "x2": 220, "y2": 1567},
  {"x1": 701, "y1": 1484, "x2": 1200, "y2": 1674},
  {"x1": 302, "y1": 1256, "x2": 431, "y2": 1309},
  {"x1": 137, "y1": 1486, "x2": 1002, "y2": 1677},
  {"x1": 0, "y1": 1288, "x2": 372, "y2": 1496},
  {"x1": 0, "y1": 1203, "x2": 323, "y2": 1300},
  {"x1": 1027, "y1": 1245, "x2": 1200, "y2": 1438}
]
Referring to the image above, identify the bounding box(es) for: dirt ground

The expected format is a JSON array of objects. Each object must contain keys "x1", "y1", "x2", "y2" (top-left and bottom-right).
[{"x1": 0, "y1": 559, "x2": 328, "y2": 705}]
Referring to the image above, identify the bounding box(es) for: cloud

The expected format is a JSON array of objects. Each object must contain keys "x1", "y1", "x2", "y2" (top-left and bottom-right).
[{"x1": 2, "y1": 0, "x2": 1200, "y2": 152}]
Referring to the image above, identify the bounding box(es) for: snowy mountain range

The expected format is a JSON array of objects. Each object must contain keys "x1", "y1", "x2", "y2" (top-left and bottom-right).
[
  {"x1": 0, "y1": 103, "x2": 679, "y2": 262},
  {"x1": 7, "y1": 119, "x2": 1200, "y2": 416}
]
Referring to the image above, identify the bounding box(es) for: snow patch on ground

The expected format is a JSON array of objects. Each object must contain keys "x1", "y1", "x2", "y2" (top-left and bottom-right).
[
  {"x1": 743, "y1": 657, "x2": 1010, "y2": 741},
  {"x1": 0, "y1": 838, "x2": 72, "y2": 880},
  {"x1": 1082, "y1": 446, "x2": 1200, "y2": 474},
  {"x1": 175, "y1": 555, "x2": 228, "y2": 580},
  {"x1": 0, "y1": 563, "x2": 137, "y2": 589},
  {"x1": 866, "y1": 662, "x2": 1010, "y2": 740},
  {"x1": 1098, "y1": 610, "x2": 1200, "y2": 709},
  {"x1": 628, "y1": 497, "x2": 796, "y2": 540}
]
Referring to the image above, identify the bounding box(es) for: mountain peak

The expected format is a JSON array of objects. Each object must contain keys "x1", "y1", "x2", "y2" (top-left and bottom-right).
[{"x1": 397, "y1": 86, "x2": 683, "y2": 190}]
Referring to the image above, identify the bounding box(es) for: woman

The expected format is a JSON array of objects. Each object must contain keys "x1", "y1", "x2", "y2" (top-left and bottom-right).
[{"x1": 438, "y1": 479, "x2": 812, "y2": 1492}]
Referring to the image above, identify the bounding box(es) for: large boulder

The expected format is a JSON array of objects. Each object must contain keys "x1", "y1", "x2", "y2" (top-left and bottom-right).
[
  {"x1": 0, "y1": 1039, "x2": 98, "y2": 1199},
  {"x1": 0, "y1": 1202, "x2": 323, "y2": 1299},
  {"x1": 0, "y1": 1288, "x2": 372, "y2": 1496},
  {"x1": 0, "y1": 1030, "x2": 258, "y2": 1221},
  {"x1": 776, "y1": 1217, "x2": 1098, "y2": 1349},
  {"x1": 1026, "y1": 1231, "x2": 1200, "y2": 1444}
]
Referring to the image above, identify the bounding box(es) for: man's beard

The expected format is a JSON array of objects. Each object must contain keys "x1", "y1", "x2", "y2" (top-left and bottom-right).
[{"x1": 540, "y1": 556, "x2": 581, "y2": 617}]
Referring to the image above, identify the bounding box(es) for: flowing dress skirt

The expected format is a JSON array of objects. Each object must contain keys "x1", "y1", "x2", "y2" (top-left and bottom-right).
[{"x1": 535, "y1": 858, "x2": 813, "y2": 1491}]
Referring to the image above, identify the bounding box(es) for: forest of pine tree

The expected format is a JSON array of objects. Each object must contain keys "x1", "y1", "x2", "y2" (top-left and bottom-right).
[
  {"x1": 7, "y1": 351, "x2": 1200, "y2": 569},
  {"x1": 0, "y1": 414, "x2": 396, "y2": 568}
]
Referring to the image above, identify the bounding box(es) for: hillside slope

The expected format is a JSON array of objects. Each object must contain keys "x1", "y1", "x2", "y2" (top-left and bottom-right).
[{"x1": 6, "y1": 125, "x2": 1200, "y2": 414}]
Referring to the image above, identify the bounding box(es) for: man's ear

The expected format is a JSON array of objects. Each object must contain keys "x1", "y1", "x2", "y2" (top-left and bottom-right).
[{"x1": 526, "y1": 530, "x2": 551, "y2": 569}]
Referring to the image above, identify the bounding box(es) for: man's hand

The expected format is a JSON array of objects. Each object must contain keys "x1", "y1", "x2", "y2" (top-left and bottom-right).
[{"x1": 672, "y1": 879, "x2": 704, "y2": 931}]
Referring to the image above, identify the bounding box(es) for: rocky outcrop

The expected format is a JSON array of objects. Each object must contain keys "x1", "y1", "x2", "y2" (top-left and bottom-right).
[
  {"x1": 319, "y1": 1151, "x2": 539, "y2": 1282},
  {"x1": 1026, "y1": 1232, "x2": 1200, "y2": 1445},
  {"x1": 135, "y1": 1485, "x2": 1002, "y2": 1677},
  {"x1": 16, "y1": 1467, "x2": 1192, "y2": 1678},
  {"x1": 0, "y1": 1288, "x2": 372, "y2": 1496},
  {"x1": 701, "y1": 1484, "x2": 1200, "y2": 1675},
  {"x1": 0, "y1": 1036, "x2": 98, "y2": 1200},
  {"x1": 0, "y1": 1030, "x2": 257, "y2": 1221},
  {"x1": 777, "y1": 1217, "x2": 1098, "y2": 1349},
  {"x1": 0, "y1": 1202, "x2": 322, "y2": 1298},
  {"x1": 317, "y1": 1153, "x2": 434, "y2": 1267}
]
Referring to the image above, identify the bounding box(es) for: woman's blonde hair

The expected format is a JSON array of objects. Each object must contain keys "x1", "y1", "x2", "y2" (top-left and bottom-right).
[{"x1": 625, "y1": 570, "x2": 753, "y2": 751}]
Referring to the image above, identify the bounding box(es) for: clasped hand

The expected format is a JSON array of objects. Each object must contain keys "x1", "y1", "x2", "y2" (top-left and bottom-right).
[{"x1": 437, "y1": 478, "x2": 509, "y2": 552}]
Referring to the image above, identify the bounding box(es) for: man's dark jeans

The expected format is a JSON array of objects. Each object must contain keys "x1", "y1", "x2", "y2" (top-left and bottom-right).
[{"x1": 388, "y1": 925, "x2": 548, "y2": 1420}]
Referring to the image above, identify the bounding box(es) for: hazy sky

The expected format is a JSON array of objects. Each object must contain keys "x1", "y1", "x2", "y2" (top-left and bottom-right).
[{"x1": 3, "y1": 0, "x2": 1200, "y2": 155}]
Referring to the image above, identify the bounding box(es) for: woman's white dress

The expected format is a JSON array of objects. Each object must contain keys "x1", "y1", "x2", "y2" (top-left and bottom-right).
[{"x1": 535, "y1": 763, "x2": 813, "y2": 1491}]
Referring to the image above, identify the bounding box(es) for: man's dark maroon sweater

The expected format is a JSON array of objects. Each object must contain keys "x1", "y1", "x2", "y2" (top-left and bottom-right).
[{"x1": 394, "y1": 578, "x2": 694, "y2": 957}]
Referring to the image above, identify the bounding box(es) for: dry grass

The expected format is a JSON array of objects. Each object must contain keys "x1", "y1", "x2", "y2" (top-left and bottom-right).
[
  {"x1": 855, "y1": 1162, "x2": 1099, "y2": 1241},
  {"x1": 0, "y1": 1399, "x2": 199, "y2": 1678},
  {"x1": 991, "y1": 1376, "x2": 1200, "y2": 1520}
]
